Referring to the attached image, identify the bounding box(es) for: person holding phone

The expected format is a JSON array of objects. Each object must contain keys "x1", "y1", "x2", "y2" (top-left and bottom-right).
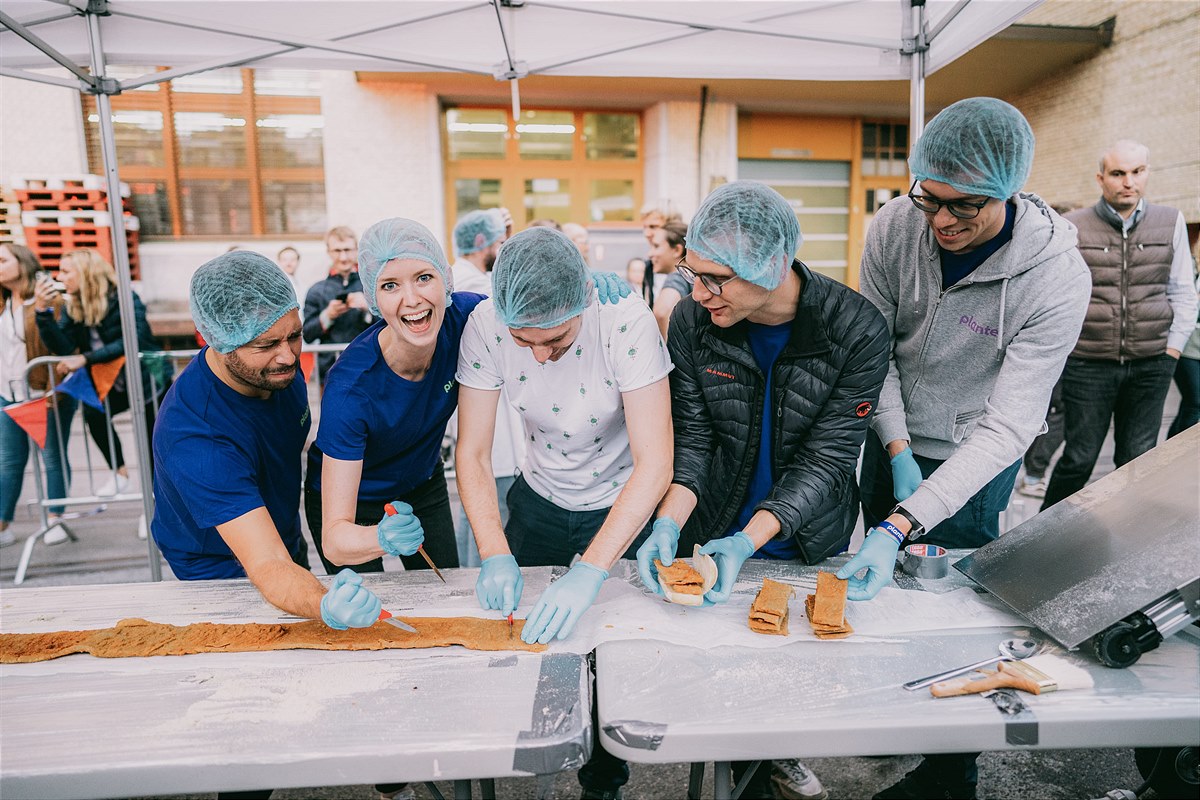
[
  {"x1": 302, "y1": 226, "x2": 373, "y2": 381},
  {"x1": 35, "y1": 248, "x2": 168, "y2": 499},
  {"x1": 0, "y1": 245, "x2": 77, "y2": 547}
]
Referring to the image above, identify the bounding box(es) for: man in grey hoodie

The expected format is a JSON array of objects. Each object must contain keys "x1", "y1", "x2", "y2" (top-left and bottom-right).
[{"x1": 840, "y1": 98, "x2": 1091, "y2": 800}]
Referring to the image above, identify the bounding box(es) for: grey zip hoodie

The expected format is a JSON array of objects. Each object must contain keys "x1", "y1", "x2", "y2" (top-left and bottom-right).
[{"x1": 859, "y1": 192, "x2": 1091, "y2": 531}]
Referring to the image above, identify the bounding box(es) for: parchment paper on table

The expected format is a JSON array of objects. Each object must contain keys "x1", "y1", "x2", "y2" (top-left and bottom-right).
[
  {"x1": 0, "y1": 616, "x2": 545, "y2": 664},
  {"x1": 805, "y1": 571, "x2": 854, "y2": 639},
  {"x1": 748, "y1": 577, "x2": 795, "y2": 635},
  {"x1": 654, "y1": 544, "x2": 718, "y2": 606}
]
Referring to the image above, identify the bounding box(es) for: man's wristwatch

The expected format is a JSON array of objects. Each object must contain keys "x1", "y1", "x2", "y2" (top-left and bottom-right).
[{"x1": 890, "y1": 504, "x2": 925, "y2": 540}]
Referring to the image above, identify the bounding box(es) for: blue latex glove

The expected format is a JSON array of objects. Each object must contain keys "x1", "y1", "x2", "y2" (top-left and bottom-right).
[
  {"x1": 477, "y1": 553, "x2": 524, "y2": 614},
  {"x1": 698, "y1": 531, "x2": 756, "y2": 604},
  {"x1": 521, "y1": 561, "x2": 608, "y2": 644},
  {"x1": 890, "y1": 446, "x2": 923, "y2": 501},
  {"x1": 836, "y1": 529, "x2": 902, "y2": 601},
  {"x1": 636, "y1": 518, "x2": 681, "y2": 595},
  {"x1": 378, "y1": 501, "x2": 424, "y2": 557},
  {"x1": 319, "y1": 568, "x2": 383, "y2": 630},
  {"x1": 593, "y1": 271, "x2": 633, "y2": 305}
]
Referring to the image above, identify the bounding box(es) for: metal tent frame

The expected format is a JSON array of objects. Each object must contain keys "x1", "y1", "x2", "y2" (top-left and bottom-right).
[{"x1": 0, "y1": 0, "x2": 1034, "y2": 580}]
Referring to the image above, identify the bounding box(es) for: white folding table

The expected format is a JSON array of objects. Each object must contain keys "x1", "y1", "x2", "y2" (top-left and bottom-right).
[
  {"x1": 0, "y1": 569, "x2": 590, "y2": 800},
  {"x1": 596, "y1": 557, "x2": 1200, "y2": 799}
]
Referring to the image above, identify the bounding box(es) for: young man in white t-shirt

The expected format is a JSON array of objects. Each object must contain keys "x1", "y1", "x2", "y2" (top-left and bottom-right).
[{"x1": 456, "y1": 227, "x2": 673, "y2": 648}]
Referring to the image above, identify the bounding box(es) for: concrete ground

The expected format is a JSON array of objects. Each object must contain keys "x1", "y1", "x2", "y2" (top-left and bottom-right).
[{"x1": 0, "y1": 386, "x2": 1186, "y2": 800}]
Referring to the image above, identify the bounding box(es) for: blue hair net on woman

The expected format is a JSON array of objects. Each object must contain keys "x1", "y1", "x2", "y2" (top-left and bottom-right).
[
  {"x1": 687, "y1": 181, "x2": 802, "y2": 291},
  {"x1": 453, "y1": 209, "x2": 506, "y2": 256},
  {"x1": 190, "y1": 251, "x2": 298, "y2": 354},
  {"x1": 909, "y1": 97, "x2": 1034, "y2": 200},
  {"x1": 358, "y1": 218, "x2": 452, "y2": 314},
  {"x1": 492, "y1": 227, "x2": 591, "y2": 329}
]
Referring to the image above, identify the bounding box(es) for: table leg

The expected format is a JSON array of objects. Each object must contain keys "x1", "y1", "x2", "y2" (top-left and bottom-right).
[
  {"x1": 714, "y1": 761, "x2": 732, "y2": 800},
  {"x1": 453, "y1": 779, "x2": 472, "y2": 799},
  {"x1": 479, "y1": 778, "x2": 497, "y2": 800},
  {"x1": 424, "y1": 782, "x2": 447, "y2": 800},
  {"x1": 535, "y1": 773, "x2": 556, "y2": 800},
  {"x1": 687, "y1": 762, "x2": 705, "y2": 799}
]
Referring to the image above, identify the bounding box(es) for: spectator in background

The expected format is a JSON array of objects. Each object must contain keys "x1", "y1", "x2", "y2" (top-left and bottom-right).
[
  {"x1": 0, "y1": 244, "x2": 77, "y2": 547},
  {"x1": 302, "y1": 226, "x2": 373, "y2": 382},
  {"x1": 634, "y1": 203, "x2": 683, "y2": 311},
  {"x1": 1167, "y1": 270, "x2": 1199, "y2": 438},
  {"x1": 527, "y1": 218, "x2": 562, "y2": 231},
  {"x1": 1042, "y1": 140, "x2": 1198, "y2": 510},
  {"x1": 646, "y1": 217, "x2": 691, "y2": 337},
  {"x1": 35, "y1": 248, "x2": 168, "y2": 499},
  {"x1": 277, "y1": 245, "x2": 303, "y2": 300},
  {"x1": 561, "y1": 222, "x2": 591, "y2": 266}
]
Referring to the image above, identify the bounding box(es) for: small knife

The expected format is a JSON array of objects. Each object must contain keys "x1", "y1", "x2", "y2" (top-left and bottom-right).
[
  {"x1": 507, "y1": 613, "x2": 514, "y2": 639},
  {"x1": 384, "y1": 503, "x2": 446, "y2": 583},
  {"x1": 378, "y1": 609, "x2": 418, "y2": 634}
]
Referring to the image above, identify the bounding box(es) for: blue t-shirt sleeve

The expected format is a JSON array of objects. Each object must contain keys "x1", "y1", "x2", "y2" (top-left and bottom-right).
[
  {"x1": 314, "y1": 383, "x2": 371, "y2": 461},
  {"x1": 173, "y1": 434, "x2": 267, "y2": 530}
]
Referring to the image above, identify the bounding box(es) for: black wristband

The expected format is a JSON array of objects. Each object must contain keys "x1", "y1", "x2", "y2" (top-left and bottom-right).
[{"x1": 890, "y1": 504, "x2": 925, "y2": 539}]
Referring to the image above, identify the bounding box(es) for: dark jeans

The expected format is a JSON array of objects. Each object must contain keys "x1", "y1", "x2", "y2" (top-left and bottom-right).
[
  {"x1": 860, "y1": 431, "x2": 1021, "y2": 549},
  {"x1": 1168, "y1": 355, "x2": 1200, "y2": 438},
  {"x1": 1043, "y1": 354, "x2": 1176, "y2": 510},
  {"x1": 1023, "y1": 372, "x2": 1065, "y2": 479},
  {"x1": 503, "y1": 475, "x2": 652, "y2": 795},
  {"x1": 304, "y1": 466, "x2": 459, "y2": 576},
  {"x1": 83, "y1": 386, "x2": 162, "y2": 473}
]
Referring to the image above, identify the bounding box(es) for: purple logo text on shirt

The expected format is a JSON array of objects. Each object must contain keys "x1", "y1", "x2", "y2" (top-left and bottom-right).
[{"x1": 959, "y1": 315, "x2": 999, "y2": 337}]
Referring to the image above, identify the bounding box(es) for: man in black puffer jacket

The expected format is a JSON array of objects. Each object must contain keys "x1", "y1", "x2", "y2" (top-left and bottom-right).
[{"x1": 636, "y1": 181, "x2": 888, "y2": 800}]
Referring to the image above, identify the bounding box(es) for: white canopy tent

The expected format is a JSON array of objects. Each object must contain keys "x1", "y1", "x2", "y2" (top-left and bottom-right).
[{"x1": 0, "y1": 0, "x2": 1041, "y2": 579}]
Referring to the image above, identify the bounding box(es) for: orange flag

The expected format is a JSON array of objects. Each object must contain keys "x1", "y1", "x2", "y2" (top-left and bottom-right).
[
  {"x1": 299, "y1": 352, "x2": 316, "y2": 382},
  {"x1": 89, "y1": 356, "x2": 126, "y2": 402},
  {"x1": 3, "y1": 396, "x2": 49, "y2": 449}
]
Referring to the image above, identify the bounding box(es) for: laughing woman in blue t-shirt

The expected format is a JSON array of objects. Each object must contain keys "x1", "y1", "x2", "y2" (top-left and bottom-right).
[{"x1": 306, "y1": 218, "x2": 485, "y2": 576}]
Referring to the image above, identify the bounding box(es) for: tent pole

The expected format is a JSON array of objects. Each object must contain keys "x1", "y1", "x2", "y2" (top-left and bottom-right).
[
  {"x1": 84, "y1": 5, "x2": 163, "y2": 582},
  {"x1": 908, "y1": 0, "x2": 927, "y2": 144}
]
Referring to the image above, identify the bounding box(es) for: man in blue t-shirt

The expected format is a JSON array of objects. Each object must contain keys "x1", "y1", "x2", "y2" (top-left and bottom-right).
[
  {"x1": 153, "y1": 252, "x2": 395, "y2": 631},
  {"x1": 636, "y1": 181, "x2": 890, "y2": 800}
]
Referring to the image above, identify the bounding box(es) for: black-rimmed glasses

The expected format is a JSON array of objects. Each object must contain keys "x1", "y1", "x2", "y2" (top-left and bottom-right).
[
  {"x1": 907, "y1": 179, "x2": 991, "y2": 220},
  {"x1": 675, "y1": 260, "x2": 740, "y2": 295}
]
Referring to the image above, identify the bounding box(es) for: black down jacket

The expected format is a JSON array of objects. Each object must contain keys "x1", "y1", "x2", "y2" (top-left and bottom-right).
[{"x1": 668, "y1": 260, "x2": 890, "y2": 563}]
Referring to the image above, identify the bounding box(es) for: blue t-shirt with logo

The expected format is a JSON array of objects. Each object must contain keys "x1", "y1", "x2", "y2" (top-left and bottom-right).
[
  {"x1": 152, "y1": 349, "x2": 311, "y2": 580},
  {"x1": 727, "y1": 320, "x2": 803, "y2": 560},
  {"x1": 309, "y1": 292, "x2": 485, "y2": 501}
]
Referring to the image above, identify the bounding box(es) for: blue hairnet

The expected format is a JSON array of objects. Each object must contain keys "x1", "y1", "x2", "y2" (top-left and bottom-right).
[
  {"x1": 909, "y1": 97, "x2": 1034, "y2": 200},
  {"x1": 190, "y1": 251, "x2": 298, "y2": 354},
  {"x1": 453, "y1": 209, "x2": 506, "y2": 256},
  {"x1": 358, "y1": 218, "x2": 452, "y2": 314},
  {"x1": 492, "y1": 227, "x2": 591, "y2": 329},
  {"x1": 687, "y1": 181, "x2": 802, "y2": 291}
]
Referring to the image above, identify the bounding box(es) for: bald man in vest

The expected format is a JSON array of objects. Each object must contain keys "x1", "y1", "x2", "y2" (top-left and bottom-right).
[{"x1": 1042, "y1": 140, "x2": 1198, "y2": 510}]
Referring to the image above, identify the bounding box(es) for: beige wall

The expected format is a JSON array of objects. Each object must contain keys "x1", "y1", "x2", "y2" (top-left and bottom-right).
[
  {"x1": 1010, "y1": 0, "x2": 1200, "y2": 221},
  {"x1": 319, "y1": 72, "x2": 446, "y2": 252},
  {"x1": 0, "y1": 76, "x2": 87, "y2": 181},
  {"x1": 643, "y1": 99, "x2": 738, "y2": 220}
]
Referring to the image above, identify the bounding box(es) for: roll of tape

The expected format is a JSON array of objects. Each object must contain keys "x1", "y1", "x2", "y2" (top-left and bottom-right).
[{"x1": 903, "y1": 543, "x2": 948, "y2": 579}]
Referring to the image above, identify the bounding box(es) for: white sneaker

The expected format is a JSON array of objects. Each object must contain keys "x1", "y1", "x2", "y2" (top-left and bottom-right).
[
  {"x1": 1017, "y1": 476, "x2": 1046, "y2": 499},
  {"x1": 44, "y1": 524, "x2": 69, "y2": 545},
  {"x1": 96, "y1": 473, "x2": 130, "y2": 497},
  {"x1": 771, "y1": 759, "x2": 828, "y2": 800},
  {"x1": 0, "y1": 529, "x2": 15, "y2": 548}
]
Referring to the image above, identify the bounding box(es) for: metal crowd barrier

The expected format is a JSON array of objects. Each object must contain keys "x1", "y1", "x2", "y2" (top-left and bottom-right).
[{"x1": 11, "y1": 342, "x2": 348, "y2": 585}]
